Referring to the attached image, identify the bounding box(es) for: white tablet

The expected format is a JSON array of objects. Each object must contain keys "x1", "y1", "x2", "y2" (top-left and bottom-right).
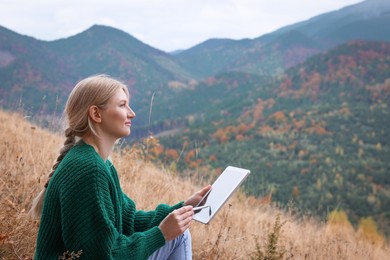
[{"x1": 193, "y1": 166, "x2": 250, "y2": 224}]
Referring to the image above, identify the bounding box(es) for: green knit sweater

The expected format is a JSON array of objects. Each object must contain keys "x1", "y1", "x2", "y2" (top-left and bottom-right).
[{"x1": 35, "y1": 141, "x2": 183, "y2": 259}]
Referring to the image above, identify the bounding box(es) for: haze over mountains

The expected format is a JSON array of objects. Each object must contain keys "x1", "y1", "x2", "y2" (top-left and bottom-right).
[
  {"x1": 1, "y1": 0, "x2": 390, "y2": 235},
  {"x1": 1, "y1": 0, "x2": 389, "y2": 122}
]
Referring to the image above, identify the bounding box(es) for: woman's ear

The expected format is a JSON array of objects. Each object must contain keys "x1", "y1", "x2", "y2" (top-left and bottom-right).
[{"x1": 88, "y1": 106, "x2": 102, "y2": 123}]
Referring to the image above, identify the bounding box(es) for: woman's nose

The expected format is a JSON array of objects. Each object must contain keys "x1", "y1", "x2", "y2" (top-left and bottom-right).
[{"x1": 128, "y1": 107, "x2": 136, "y2": 118}]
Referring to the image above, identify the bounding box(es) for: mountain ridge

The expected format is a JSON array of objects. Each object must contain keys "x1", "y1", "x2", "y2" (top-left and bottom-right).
[{"x1": 175, "y1": 0, "x2": 390, "y2": 78}]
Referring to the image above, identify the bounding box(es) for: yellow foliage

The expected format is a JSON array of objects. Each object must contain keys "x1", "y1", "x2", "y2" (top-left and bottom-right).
[
  {"x1": 327, "y1": 209, "x2": 353, "y2": 230},
  {"x1": 357, "y1": 217, "x2": 385, "y2": 246},
  {"x1": 335, "y1": 145, "x2": 344, "y2": 156}
]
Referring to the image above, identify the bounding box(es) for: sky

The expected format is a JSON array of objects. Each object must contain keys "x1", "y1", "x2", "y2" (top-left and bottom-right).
[{"x1": 1, "y1": 0, "x2": 364, "y2": 52}]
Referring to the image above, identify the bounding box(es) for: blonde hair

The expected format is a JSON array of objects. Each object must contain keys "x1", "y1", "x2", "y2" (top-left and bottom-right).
[{"x1": 29, "y1": 75, "x2": 129, "y2": 218}]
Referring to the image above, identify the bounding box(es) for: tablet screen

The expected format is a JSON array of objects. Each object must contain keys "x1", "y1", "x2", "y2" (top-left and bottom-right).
[{"x1": 193, "y1": 166, "x2": 250, "y2": 224}]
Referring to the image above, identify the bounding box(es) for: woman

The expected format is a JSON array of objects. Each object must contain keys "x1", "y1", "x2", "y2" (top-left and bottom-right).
[{"x1": 30, "y1": 75, "x2": 211, "y2": 259}]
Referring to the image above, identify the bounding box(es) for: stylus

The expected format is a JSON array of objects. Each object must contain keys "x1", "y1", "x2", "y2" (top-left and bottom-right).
[{"x1": 193, "y1": 205, "x2": 210, "y2": 211}]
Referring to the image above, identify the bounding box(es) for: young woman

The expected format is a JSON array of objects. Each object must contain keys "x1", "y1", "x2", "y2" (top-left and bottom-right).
[{"x1": 30, "y1": 75, "x2": 211, "y2": 259}]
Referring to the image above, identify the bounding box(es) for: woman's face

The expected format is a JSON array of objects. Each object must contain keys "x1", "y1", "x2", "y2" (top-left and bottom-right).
[{"x1": 100, "y1": 88, "x2": 135, "y2": 139}]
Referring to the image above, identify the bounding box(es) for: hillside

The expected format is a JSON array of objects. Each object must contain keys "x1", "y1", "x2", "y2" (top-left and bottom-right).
[
  {"x1": 174, "y1": 0, "x2": 390, "y2": 78},
  {"x1": 154, "y1": 40, "x2": 390, "y2": 236},
  {"x1": 0, "y1": 109, "x2": 389, "y2": 259}
]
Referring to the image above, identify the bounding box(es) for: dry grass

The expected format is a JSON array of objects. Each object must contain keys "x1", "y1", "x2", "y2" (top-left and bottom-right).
[{"x1": 0, "y1": 109, "x2": 389, "y2": 259}]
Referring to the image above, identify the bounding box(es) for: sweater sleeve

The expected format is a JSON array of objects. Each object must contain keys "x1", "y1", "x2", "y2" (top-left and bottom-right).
[
  {"x1": 60, "y1": 162, "x2": 166, "y2": 260},
  {"x1": 121, "y1": 193, "x2": 183, "y2": 232}
]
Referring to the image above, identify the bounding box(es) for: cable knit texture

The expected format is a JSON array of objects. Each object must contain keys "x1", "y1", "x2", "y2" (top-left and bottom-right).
[{"x1": 35, "y1": 141, "x2": 183, "y2": 259}]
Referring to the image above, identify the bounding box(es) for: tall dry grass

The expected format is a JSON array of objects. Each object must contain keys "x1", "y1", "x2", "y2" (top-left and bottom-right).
[{"x1": 0, "y1": 109, "x2": 389, "y2": 259}]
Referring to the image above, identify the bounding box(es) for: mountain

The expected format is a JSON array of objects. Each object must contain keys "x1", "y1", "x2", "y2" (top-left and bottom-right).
[
  {"x1": 155, "y1": 40, "x2": 390, "y2": 235},
  {"x1": 267, "y1": 0, "x2": 390, "y2": 43},
  {"x1": 47, "y1": 25, "x2": 193, "y2": 83},
  {"x1": 173, "y1": 0, "x2": 390, "y2": 78},
  {"x1": 0, "y1": 25, "x2": 193, "y2": 123},
  {"x1": 0, "y1": 26, "x2": 72, "y2": 113}
]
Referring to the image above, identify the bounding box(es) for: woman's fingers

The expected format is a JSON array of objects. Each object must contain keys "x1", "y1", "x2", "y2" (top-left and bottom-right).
[
  {"x1": 159, "y1": 206, "x2": 194, "y2": 241},
  {"x1": 183, "y1": 185, "x2": 212, "y2": 207},
  {"x1": 173, "y1": 206, "x2": 194, "y2": 222},
  {"x1": 199, "y1": 185, "x2": 212, "y2": 196}
]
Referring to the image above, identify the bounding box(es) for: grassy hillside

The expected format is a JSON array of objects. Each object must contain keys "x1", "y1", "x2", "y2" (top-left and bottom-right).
[{"x1": 0, "y1": 109, "x2": 389, "y2": 259}]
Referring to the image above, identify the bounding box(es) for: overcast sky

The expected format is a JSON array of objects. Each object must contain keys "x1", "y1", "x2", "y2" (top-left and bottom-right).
[{"x1": 1, "y1": 0, "x2": 363, "y2": 52}]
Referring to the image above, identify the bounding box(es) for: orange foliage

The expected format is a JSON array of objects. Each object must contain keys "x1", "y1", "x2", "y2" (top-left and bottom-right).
[
  {"x1": 165, "y1": 149, "x2": 179, "y2": 161},
  {"x1": 150, "y1": 145, "x2": 164, "y2": 158},
  {"x1": 219, "y1": 135, "x2": 229, "y2": 143},
  {"x1": 270, "y1": 142, "x2": 287, "y2": 152},
  {"x1": 307, "y1": 126, "x2": 329, "y2": 135},
  {"x1": 269, "y1": 111, "x2": 287, "y2": 122},
  {"x1": 292, "y1": 186, "x2": 300, "y2": 197},
  {"x1": 305, "y1": 121, "x2": 330, "y2": 135},
  {"x1": 366, "y1": 78, "x2": 390, "y2": 101},
  {"x1": 208, "y1": 154, "x2": 217, "y2": 162},
  {"x1": 188, "y1": 159, "x2": 202, "y2": 169},
  {"x1": 296, "y1": 72, "x2": 321, "y2": 100},
  {"x1": 278, "y1": 77, "x2": 293, "y2": 92},
  {"x1": 237, "y1": 123, "x2": 251, "y2": 134},
  {"x1": 185, "y1": 150, "x2": 196, "y2": 164},
  {"x1": 212, "y1": 123, "x2": 252, "y2": 143},
  {"x1": 298, "y1": 149, "x2": 309, "y2": 158},
  {"x1": 258, "y1": 125, "x2": 274, "y2": 135},
  {"x1": 212, "y1": 128, "x2": 229, "y2": 143},
  {"x1": 235, "y1": 134, "x2": 245, "y2": 141},
  {"x1": 292, "y1": 119, "x2": 306, "y2": 130},
  {"x1": 259, "y1": 194, "x2": 272, "y2": 205},
  {"x1": 252, "y1": 99, "x2": 265, "y2": 123}
]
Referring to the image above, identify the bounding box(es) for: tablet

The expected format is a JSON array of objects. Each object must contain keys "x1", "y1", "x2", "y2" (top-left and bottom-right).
[{"x1": 193, "y1": 166, "x2": 250, "y2": 224}]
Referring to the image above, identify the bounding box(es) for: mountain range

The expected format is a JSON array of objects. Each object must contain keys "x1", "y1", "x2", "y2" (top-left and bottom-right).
[
  {"x1": 1, "y1": 0, "x2": 389, "y2": 124},
  {"x1": 1, "y1": 0, "x2": 390, "y2": 235}
]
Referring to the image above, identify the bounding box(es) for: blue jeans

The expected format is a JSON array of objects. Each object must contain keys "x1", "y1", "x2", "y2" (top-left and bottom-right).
[{"x1": 148, "y1": 229, "x2": 192, "y2": 260}]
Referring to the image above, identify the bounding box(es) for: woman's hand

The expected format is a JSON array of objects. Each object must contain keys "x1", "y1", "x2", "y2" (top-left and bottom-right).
[
  {"x1": 159, "y1": 205, "x2": 194, "y2": 241},
  {"x1": 183, "y1": 185, "x2": 212, "y2": 207}
]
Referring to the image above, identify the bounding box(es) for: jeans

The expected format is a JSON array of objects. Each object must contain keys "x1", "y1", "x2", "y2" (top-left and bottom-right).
[{"x1": 148, "y1": 229, "x2": 192, "y2": 260}]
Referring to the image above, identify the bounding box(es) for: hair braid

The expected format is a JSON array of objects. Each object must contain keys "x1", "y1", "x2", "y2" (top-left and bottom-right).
[
  {"x1": 29, "y1": 128, "x2": 76, "y2": 218},
  {"x1": 44, "y1": 128, "x2": 76, "y2": 188}
]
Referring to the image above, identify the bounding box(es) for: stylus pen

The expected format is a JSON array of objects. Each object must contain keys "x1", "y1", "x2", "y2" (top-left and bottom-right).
[{"x1": 193, "y1": 205, "x2": 210, "y2": 211}]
